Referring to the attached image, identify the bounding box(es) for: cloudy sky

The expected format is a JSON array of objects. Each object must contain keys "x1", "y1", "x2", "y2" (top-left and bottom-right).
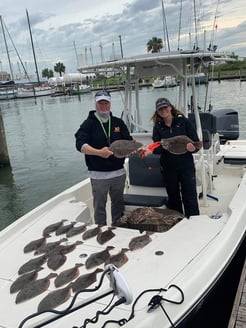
[{"x1": 0, "y1": 0, "x2": 245, "y2": 78}]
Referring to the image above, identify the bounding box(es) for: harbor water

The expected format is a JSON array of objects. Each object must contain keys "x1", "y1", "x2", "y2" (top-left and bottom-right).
[{"x1": 0, "y1": 80, "x2": 246, "y2": 231}]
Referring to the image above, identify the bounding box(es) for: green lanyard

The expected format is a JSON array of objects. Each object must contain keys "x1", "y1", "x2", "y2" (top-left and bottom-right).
[{"x1": 96, "y1": 114, "x2": 111, "y2": 145}]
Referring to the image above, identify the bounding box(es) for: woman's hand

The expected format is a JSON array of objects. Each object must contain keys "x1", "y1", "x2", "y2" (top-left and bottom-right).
[{"x1": 186, "y1": 142, "x2": 196, "y2": 152}]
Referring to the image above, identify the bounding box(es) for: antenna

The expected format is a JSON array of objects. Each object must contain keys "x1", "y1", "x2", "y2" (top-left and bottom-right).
[
  {"x1": 177, "y1": 0, "x2": 183, "y2": 50},
  {"x1": 161, "y1": 0, "x2": 170, "y2": 52}
]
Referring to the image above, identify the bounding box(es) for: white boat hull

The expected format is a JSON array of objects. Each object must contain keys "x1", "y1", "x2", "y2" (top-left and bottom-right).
[
  {"x1": 0, "y1": 139, "x2": 245, "y2": 327},
  {"x1": 16, "y1": 86, "x2": 56, "y2": 98}
]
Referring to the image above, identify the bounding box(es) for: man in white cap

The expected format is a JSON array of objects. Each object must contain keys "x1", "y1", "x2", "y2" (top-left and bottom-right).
[{"x1": 75, "y1": 90, "x2": 132, "y2": 225}]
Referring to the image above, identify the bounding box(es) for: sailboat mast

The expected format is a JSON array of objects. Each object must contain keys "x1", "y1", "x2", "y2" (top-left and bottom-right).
[
  {"x1": 0, "y1": 16, "x2": 14, "y2": 81},
  {"x1": 26, "y1": 9, "x2": 40, "y2": 85}
]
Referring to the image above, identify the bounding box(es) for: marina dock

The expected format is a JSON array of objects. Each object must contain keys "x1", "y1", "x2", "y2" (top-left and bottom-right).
[{"x1": 228, "y1": 258, "x2": 246, "y2": 327}]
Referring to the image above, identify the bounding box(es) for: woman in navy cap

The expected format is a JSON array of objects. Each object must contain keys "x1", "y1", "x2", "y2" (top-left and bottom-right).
[{"x1": 145, "y1": 97, "x2": 202, "y2": 218}]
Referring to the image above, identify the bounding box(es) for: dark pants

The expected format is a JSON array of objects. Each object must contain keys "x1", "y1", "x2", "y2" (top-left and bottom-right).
[
  {"x1": 162, "y1": 165, "x2": 199, "y2": 217},
  {"x1": 91, "y1": 174, "x2": 126, "y2": 225}
]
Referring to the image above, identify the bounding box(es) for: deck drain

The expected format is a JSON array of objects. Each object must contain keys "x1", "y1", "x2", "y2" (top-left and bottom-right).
[{"x1": 155, "y1": 251, "x2": 164, "y2": 256}]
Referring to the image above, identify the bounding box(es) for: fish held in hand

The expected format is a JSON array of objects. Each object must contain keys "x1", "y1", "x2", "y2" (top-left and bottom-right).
[
  {"x1": 109, "y1": 140, "x2": 143, "y2": 158},
  {"x1": 161, "y1": 135, "x2": 202, "y2": 155}
]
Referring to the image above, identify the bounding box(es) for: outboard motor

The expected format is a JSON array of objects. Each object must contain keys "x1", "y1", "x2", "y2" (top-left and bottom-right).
[{"x1": 212, "y1": 109, "x2": 239, "y2": 144}]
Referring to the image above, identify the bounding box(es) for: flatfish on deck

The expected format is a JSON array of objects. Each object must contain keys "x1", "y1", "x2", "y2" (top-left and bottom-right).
[
  {"x1": 129, "y1": 232, "x2": 153, "y2": 251},
  {"x1": 23, "y1": 233, "x2": 51, "y2": 253},
  {"x1": 34, "y1": 238, "x2": 68, "y2": 255},
  {"x1": 38, "y1": 283, "x2": 73, "y2": 312},
  {"x1": 53, "y1": 240, "x2": 83, "y2": 255},
  {"x1": 47, "y1": 250, "x2": 67, "y2": 271},
  {"x1": 54, "y1": 263, "x2": 83, "y2": 288},
  {"x1": 10, "y1": 268, "x2": 43, "y2": 293},
  {"x1": 82, "y1": 225, "x2": 102, "y2": 240},
  {"x1": 66, "y1": 223, "x2": 87, "y2": 238},
  {"x1": 18, "y1": 254, "x2": 47, "y2": 275},
  {"x1": 160, "y1": 135, "x2": 202, "y2": 155},
  {"x1": 109, "y1": 140, "x2": 143, "y2": 158},
  {"x1": 43, "y1": 220, "x2": 67, "y2": 235},
  {"x1": 96, "y1": 227, "x2": 116, "y2": 245},
  {"x1": 105, "y1": 248, "x2": 129, "y2": 268},
  {"x1": 55, "y1": 222, "x2": 76, "y2": 236},
  {"x1": 15, "y1": 273, "x2": 57, "y2": 304},
  {"x1": 72, "y1": 268, "x2": 103, "y2": 293},
  {"x1": 85, "y1": 246, "x2": 115, "y2": 269}
]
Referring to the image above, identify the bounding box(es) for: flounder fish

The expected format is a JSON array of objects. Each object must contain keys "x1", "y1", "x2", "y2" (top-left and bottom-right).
[
  {"x1": 53, "y1": 240, "x2": 83, "y2": 255},
  {"x1": 34, "y1": 238, "x2": 68, "y2": 255},
  {"x1": 66, "y1": 223, "x2": 87, "y2": 238},
  {"x1": 10, "y1": 268, "x2": 43, "y2": 294},
  {"x1": 105, "y1": 248, "x2": 129, "y2": 268},
  {"x1": 109, "y1": 140, "x2": 143, "y2": 158},
  {"x1": 43, "y1": 220, "x2": 67, "y2": 235},
  {"x1": 72, "y1": 268, "x2": 103, "y2": 293},
  {"x1": 47, "y1": 250, "x2": 67, "y2": 271},
  {"x1": 54, "y1": 263, "x2": 83, "y2": 288},
  {"x1": 129, "y1": 232, "x2": 153, "y2": 251},
  {"x1": 18, "y1": 254, "x2": 47, "y2": 275},
  {"x1": 38, "y1": 283, "x2": 73, "y2": 312},
  {"x1": 23, "y1": 233, "x2": 51, "y2": 253},
  {"x1": 119, "y1": 207, "x2": 184, "y2": 233},
  {"x1": 55, "y1": 222, "x2": 77, "y2": 236},
  {"x1": 160, "y1": 135, "x2": 202, "y2": 155},
  {"x1": 82, "y1": 225, "x2": 102, "y2": 240},
  {"x1": 15, "y1": 273, "x2": 57, "y2": 304},
  {"x1": 85, "y1": 246, "x2": 115, "y2": 269},
  {"x1": 96, "y1": 227, "x2": 116, "y2": 245}
]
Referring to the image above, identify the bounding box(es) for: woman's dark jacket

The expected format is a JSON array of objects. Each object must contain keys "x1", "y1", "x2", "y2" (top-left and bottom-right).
[
  {"x1": 152, "y1": 115, "x2": 200, "y2": 169},
  {"x1": 75, "y1": 110, "x2": 132, "y2": 172}
]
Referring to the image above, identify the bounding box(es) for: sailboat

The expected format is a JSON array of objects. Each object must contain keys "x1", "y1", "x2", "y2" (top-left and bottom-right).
[
  {"x1": 16, "y1": 10, "x2": 55, "y2": 98},
  {"x1": 0, "y1": 16, "x2": 17, "y2": 100}
]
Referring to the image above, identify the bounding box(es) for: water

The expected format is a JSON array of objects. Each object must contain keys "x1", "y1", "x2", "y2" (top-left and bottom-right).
[{"x1": 1, "y1": 80, "x2": 246, "y2": 231}]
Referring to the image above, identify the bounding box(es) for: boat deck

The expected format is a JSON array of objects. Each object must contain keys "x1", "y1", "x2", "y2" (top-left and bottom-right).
[{"x1": 228, "y1": 258, "x2": 246, "y2": 328}]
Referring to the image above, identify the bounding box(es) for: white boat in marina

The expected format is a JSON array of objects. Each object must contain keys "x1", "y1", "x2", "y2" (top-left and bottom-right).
[
  {"x1": 0, "y1": 88, "x2": 17, "y2": 100},
  {"x1": 152, "y1": 75, "x2": 177, "y2": 88},
  {"x1": 0, "y1": 81, "x2": 17, "y2": 100},
  {"x1": 0, "y1": 50, "x2": 245, "y2": 328},
  {"x1": 16, "y1": 85, "x2": 56, "y2": 98},
  {"x1": 69, "y1": 84, "x2": 91, "y2": 95},
  {"x1": 187, "y1": 72, "x2": 208, "y2": 85}
]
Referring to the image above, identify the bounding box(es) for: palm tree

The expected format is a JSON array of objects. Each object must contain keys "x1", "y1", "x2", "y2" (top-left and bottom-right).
[
  {"x1": 54, "y1": 62, "x2": 66, "y2": 76},
  {"x1": 147, "y1": 37, "x2": 163, "y2": 53},
  {"x1": 42, "y1": 68, "x2": 54, "y2": 79}
]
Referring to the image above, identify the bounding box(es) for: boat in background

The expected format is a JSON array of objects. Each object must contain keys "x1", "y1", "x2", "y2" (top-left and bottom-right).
[
  {"x1": 16, "y1": 84, "x2": 56, "y2": 98},
  {"x1": 152, "y1": 75, "x2": 177, "y2": 88},
  {"x1": 0, "y1": 50, "x2": 245, "y2": 328},
  {"x1": 0, "y1": 80, "x2": 17, "y2": 100},
  {"x1": 188, "y1": 72, "x2": 208, "y2": 85},
  {"x1": 67, "y1": 83, "x2": 91, "y2": 95}
]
